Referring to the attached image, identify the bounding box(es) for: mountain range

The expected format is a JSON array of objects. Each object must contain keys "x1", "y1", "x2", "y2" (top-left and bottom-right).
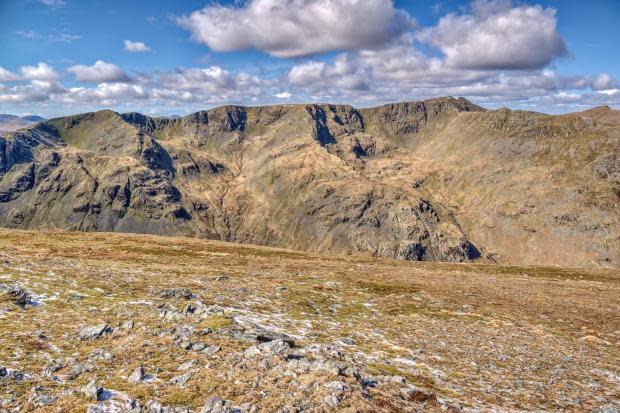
[
  {"x1": 0, "y1": 97, "x2": 618, "y2": 267},
  {"x1": 0, "y1": 114, "x2": 45, "y2": 135}
]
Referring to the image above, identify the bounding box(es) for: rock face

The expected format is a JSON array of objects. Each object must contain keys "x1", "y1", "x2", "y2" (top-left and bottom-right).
[{"x1": 0, "y1": 97, "x2": 618, "y2": 267}]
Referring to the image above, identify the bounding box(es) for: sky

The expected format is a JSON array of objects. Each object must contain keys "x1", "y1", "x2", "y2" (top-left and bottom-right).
[{"x1": 0, "y1": 0, "x2": 619, "y2": 117}]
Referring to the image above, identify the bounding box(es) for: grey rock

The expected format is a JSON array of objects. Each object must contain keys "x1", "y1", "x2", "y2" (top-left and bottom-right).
[
  {"x1": 340, "y1": 337, "x2": 355, "y2": 345},
  {"x1": 32, "y1": 394, "x2": 57, "y2": 407},
  {"x1": 325, "y1": 380, "x2": 349, "y2": 394},
  {"x1": 244, "y1": 339, "x2": 290, "y2": 359},
  {"x1": 160, "y1": 288, "x2": 194, "y2": 300},
  {"x1": 389, "y1": 375, "x2": 406, "y2": 384},
  {"x1": 200, "y1": 396, "x2": 236, "y2": 413},
  {"x1": 324, "y1": 395, "x2": 340, "y2": 408},
  {"x1": 43, "y1": 359, "x2": 63, "y2": 376},
  {"x1": 400, "y1": 386, "x2": 436, "y2": 403},
  {"x1": 65, "y1": 361, "x2": 95, "y2": 381},
  {"x1": 81, "y1": 379, "x2": 103, "y2": 401},
  {"x1": 310, "y1": 358, "x2": 342, "y2": 376},
  {"x1": 0, "y1": 283, "x2": 33, "y2": 307},
  {"x1": 90, "y1": 348, "x2": 113, "y2": 361},
  {"x1": 204, "y1": 345, "x2": 221, "y2": 355},
  {"x1": 79, "y1": 324, "x2": 112, "y2": 341},
  {"x1": 168, "y1": 368, "x2": 198, "y2": 386},
  {"x1": 192, "y1": 342, "x2": 207, "y2": 351},
  {"x1": 215, "y1": 274, "x2": 230, "y2": 282},
  {"x1": 128, "y1": 366, "x2": 145, "y2": 382},
  {"x1": 145, "y1": 400, "x2": 163, "y2": 412},
  {"x1": 178, "y1": 360, "x2": 198, "y2": 370}
]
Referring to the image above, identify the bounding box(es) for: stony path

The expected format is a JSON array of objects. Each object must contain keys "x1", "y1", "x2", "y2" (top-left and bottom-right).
[{"x1": 0, "y1": 229, "x2": 618, "y2": 412}]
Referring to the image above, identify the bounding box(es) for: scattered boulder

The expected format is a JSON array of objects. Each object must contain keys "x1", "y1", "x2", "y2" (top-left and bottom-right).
[
  {"x1": 121, "y1": 320, "x2": 134, "y2": 330},
  {"x1": 42, "y1": 359, "x2": 63, "y2": 377},
  {"x1": 0, "y1": 283, "x2": 33, "y2": 307},
  {"x1": 65, "y1": 361, "x2": 95, "y2": 381},
  {"x1": 204, "y1": 345, "x2": 221, "y2": 355},
  {"x1": 159, "y1": 288, "x2": 194, "y2": 300},
  {"x1": 30, "y1": 394, "x2": 57, "y2": 407},
  {"x1": 90, "y1": 349, "x2": 113, "y2": 361},
  {"x1": 178, "y1": 360, "x2": 198, "y2": 370},
  {"x1": 81, "y1": 379, "x2": 103, "y2": 401},
  {"x1": 324, "y1": 394, "x2": 340, "y2": 408},
  {"x1": 400, "y1": 385, "x2": 437, "y2": 404},
  {"x1": 168, "y1": 369, "x2": 198, "y2": 386},
  {"x1": 244, "y1": 339, "x2": 290, "y2": 360},
  {"x1": 79, "y1": 324, "x2": 112, "y2": 341},
  {"x1": 215, "y1": 274, "x2": 230, "y2": 282},
  {"x1": 200, "y1": 396, "x2": 237, "y2": 413},
  {"x1": 128, "y1": 366, "x2": 145, "y2": 383}
]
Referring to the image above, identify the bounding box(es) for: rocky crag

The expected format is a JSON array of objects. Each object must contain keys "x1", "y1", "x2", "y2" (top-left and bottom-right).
[{"x1": 0, "y1": 98, "x2": 618, "y2": 267}]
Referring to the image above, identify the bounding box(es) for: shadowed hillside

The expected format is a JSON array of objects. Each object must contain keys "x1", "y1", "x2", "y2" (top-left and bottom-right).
[{"x1": 0, "y1": 97, "x2": 618, "y2": 267}]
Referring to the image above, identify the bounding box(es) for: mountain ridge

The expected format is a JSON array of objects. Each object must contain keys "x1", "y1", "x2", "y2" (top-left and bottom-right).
[
  {"x1": 0, "y1": 114, "x2": 45, "y2": 135},
  {"x1": 0, "y1": 97, "x2": 618, "y2": 267}
]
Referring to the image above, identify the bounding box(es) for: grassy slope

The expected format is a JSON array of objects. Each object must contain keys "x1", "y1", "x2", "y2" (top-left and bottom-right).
[{"x1": 0, "y1": 228, "x2": 618, "y2": 412}]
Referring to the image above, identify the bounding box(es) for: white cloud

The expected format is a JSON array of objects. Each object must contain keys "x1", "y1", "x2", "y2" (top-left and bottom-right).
[
  {"x1": 20, "y1": 63, "x2": 60, "y2": 81},
  {"x1": 1, "y1": 55, "x2": 617, "y2": 115},
  {"x1": 68, "y1": 61, "x2": 131, "y2": 83},
  {"x1": 592, "y1": 73, "x2": 618, "y2": 91},
  {"x1": 60, "y1": 83, "x2": 149, "y2": 105},
  {"x1": 17, "y1": 30, "x2": 80, "y2": 43},
  {"x1": 177, "y1": 0, "x2": 414, "y2": 57},
  {"x1": 289, "y1": 55, "x2": 369, "y2": 92},
  {"x1": 124, "y1": 40, "x2": 151, "y2": 53},
  {"x1": 0, "y1": 80, "x2": 64, "y2": 104},
  {"x1": 421, "y1": 0, "x2": 567, "y2": 70},
  {"x1": 39, "y1": 0, "x2": 66, "y2": 8},
  {"x1": 0, "y1": 67, "x2": 19, "y2": 82},
  {"x1": 160, "y1": 67, "x2": 235, "y2": 92}
]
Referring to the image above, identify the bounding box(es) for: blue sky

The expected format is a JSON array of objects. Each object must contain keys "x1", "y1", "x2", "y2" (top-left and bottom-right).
[{"x1": 0, "y1": 0, "x2": 619, "y2": 117}]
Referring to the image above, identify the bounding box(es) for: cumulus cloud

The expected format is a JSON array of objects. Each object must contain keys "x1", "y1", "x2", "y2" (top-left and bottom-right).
[
  {"x1": 592, "y1": 73, "x2": 618, "y2": 91},
  {"x1": 20, "y1": 63, "x2": 60, "y2": 81},
  {"x1": 421, "y1": 0, "x2": 567, "y2": 70},
  {"x1": 124, "y1": 40, "x2": 151, "y2": 53},
  {"x1": 1, "y1": 54, "x2": 617, "y2": 114},
  {"x1": 60, "y1": 83, "x2": 149, "y2": 106},
  {"x1": 0, "y1": 80, "x2": 64, "y2": 104},
  {"x1": 68, "y1": 61, "x2": 131, "y2": 83},
  {"x1": 0, "y1": 67, "x2": 20, "y2": 82},
  {"x1": 289, "y1": 55, "x2": 370, "y2": 92},
  {"x1": 177, "y1": 0, "x2": 414, "y2": 57}
]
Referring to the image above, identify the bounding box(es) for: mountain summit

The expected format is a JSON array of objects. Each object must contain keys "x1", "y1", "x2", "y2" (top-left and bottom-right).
[{"x1": 0, "y1": 97, "x2": 618, "y2": 267}]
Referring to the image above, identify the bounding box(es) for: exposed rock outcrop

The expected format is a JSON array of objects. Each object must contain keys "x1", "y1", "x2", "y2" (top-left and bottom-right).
[{"x1": 0, "y1": 97, "x2": 617, "y2": 266}]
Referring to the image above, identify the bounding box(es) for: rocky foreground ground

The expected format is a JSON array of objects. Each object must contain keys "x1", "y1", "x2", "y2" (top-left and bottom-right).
[{"x1": 0, "y1": 229, "x2": 618, "y2": 412}]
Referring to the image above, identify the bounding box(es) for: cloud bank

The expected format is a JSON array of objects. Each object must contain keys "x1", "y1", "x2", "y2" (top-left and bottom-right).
[{"x1": 2, "y1": 0, "x2": 618, "y2": 115}]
